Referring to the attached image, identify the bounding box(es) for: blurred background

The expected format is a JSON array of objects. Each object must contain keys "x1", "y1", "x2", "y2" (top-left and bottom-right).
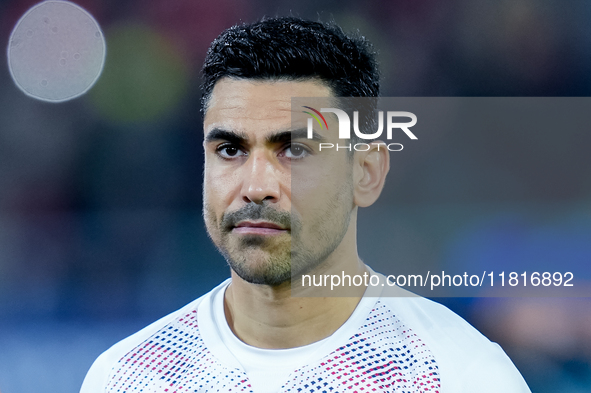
[{"x1": 0, "y1": 0, "x2": 590, "y2": 392}]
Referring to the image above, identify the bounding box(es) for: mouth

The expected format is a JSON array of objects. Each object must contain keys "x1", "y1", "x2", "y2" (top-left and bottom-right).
[{"x1": 232, "y1": 220, "x2": 289, "y2": 236}]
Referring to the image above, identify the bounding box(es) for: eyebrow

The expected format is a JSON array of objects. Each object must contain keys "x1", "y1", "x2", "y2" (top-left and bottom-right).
[
  {"x1": 267, "y1": 128, "x2": 326, "y2": 143},
  {"x1": 205, "y1": 128, "x2": 326, "y2": 144},
  {"x1": 205, "y1": 129, "x2": 248, "y2": 144}
]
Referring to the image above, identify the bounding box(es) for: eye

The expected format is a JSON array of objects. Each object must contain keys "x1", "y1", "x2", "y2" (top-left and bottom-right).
[
  {"x1": 217, "y1": 144, "x2": 246, "y2": 159},
  {"x1": 282, "y1": 143, "x2": 311, "y2": 159}
]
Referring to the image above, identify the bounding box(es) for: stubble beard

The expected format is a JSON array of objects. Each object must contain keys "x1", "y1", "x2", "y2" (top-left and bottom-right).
[{"x1": 203, "y1": 183, "x2": 353, "y2": 287}]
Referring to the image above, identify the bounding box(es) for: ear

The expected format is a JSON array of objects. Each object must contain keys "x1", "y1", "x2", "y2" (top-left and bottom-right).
[{"x1": 353, "y1": 141, "x2": 390, "y2": 207}]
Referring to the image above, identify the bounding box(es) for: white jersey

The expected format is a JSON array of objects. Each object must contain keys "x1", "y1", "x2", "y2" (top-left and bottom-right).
[{"x1": 81, "y1": 275, "x2": 531, "y2": 393}]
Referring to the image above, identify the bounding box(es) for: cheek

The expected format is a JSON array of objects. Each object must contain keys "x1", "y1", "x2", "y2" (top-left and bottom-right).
[
  {"x1": 292, "y1": 156, "x2": 351, "y2": 204},
  {"x1": 292, "y1": 175, "x2": 340, "y2": 229},
  {"x1": 203, "y1": 202, "x2": 217, "y2": 228},
  {"x1": 204, "y1": 164, "x2": 240, "y2": 205}
]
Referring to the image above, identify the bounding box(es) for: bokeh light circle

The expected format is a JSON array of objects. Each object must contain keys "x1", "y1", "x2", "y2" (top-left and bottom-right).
[{"x1": 7, "y1": 0, "x2": 106, "y2": 103}]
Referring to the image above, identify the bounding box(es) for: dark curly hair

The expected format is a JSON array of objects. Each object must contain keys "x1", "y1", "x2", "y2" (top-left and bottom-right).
[{"x1": 201, "y1": 17, "x2": 380, "y2": 114}]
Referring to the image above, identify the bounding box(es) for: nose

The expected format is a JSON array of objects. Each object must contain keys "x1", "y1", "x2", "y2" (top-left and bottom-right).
[{"x1": 241, "y1": 151, "x2": 281, "y2": 204}]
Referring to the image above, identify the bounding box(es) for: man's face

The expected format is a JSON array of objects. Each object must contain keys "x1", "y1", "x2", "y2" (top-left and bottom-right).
[{"x1": 203, "y1": 78, "x2": 355, "y2": 286}]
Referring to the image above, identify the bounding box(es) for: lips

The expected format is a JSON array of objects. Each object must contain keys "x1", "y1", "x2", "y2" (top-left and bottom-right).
[{"x1": 232, "y1": 220, "x2": 289, "y2": 235}]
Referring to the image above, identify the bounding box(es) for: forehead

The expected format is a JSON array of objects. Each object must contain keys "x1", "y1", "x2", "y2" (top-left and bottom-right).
[{"x1": 203, "y1": 78, "x2": 333, "y2": 135}]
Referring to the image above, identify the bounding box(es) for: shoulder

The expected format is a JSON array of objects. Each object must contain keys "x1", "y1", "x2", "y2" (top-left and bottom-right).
[
  {"x1": 79, "y1": 279, "x2": 230, "y2": 393},
  {"x1": 377, "y1": 284, "x2": 531, "y2": 392}
]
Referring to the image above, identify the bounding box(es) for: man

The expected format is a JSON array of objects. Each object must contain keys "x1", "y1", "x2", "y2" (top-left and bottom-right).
[{"x1": 81, "y1": 17, "x2": 531, "y2": 392}]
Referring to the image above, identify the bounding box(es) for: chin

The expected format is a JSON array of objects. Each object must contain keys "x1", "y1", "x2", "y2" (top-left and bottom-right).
[{"x1": 226, "y1": 253, "x2": 292, "y2": 286}]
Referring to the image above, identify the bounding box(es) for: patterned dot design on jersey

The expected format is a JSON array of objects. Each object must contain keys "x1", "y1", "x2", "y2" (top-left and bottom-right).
[
  {"x1": 106, "y1": 301, "x2": 440, "y2": 393},
  {"x1": 281, "y1": 301, "x2": 441, "y2": 393},
  {"x1": 106, "y1": 310, "x2": 254, "y2": 393}
]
